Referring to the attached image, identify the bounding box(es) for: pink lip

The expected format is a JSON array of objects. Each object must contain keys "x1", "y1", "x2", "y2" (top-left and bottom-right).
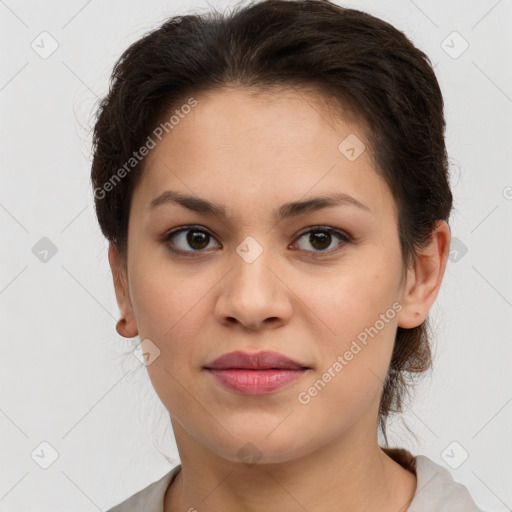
[
  {"x1": 203, "y1": 350, "x2": 310, "y2": 395},
  {"x1": 207, "y1": 369, "x2": 307, "y2": 394}
]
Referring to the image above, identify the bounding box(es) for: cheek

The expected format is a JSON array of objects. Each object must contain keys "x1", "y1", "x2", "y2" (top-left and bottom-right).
[
  {"x1": 295, "y1": 291, "x2": 398, "y2": 434},
  {"x1": 292, "y1": 261, "x2": 400, "y2": 405},
  {"x1": 128, "y1": 262, "x2": 213, "y2": 356},
  {"x1": 299, "y1": 260, "x2": 401, "y2": 344},
  {"x1": 128, "y1": 268, "x2": 208, "y2": 419},
  {"x1": 129, "y1": 261, "x2": 204, "y2": 338}
]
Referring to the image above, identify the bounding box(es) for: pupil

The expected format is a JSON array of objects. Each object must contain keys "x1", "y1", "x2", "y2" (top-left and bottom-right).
[
  {"x1": 184, "y1": 230, "x2": 332, "y2": 251},
  {"x1": 310, "y1": 231, "x2": 330, "y2": 250},
  {"x1": 187, "y1": 230, "x2": 208, "y2": 249}
]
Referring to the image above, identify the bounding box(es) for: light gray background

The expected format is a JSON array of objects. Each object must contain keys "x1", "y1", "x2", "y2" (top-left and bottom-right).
[{"x1": 1, "y1": 0, "x2": 511, "y2": 510}]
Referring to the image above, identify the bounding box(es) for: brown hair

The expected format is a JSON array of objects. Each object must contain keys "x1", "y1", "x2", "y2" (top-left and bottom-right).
[{"x1": 90, "y1": 0, "x2": 452, "y2": 445}]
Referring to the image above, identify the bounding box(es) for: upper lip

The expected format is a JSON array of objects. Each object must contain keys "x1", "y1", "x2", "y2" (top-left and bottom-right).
[{"x1": 204, "y1": 350, "x2": 310, "y2": 370}]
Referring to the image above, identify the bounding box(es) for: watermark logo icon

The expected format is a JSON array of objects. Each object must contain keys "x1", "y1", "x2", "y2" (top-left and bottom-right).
[
  {"x1": 133, "y1": 338, "x2": 161, "y2": 366},
  {"x1": 31, "y1": 441, "x2": 59, "y2": 469},
  {"x1": 449, "y1": 237, "x2": 468, "y2": 263},
  {"x1": 441, "y1": 31, "x2": 469, "y2": 59},
  {"x1": 237, "y1": 442, "x2": 262, "y2": 467},
  {"x1": 441, "y1": 441, "x2": 469, "y2": 469},
  {"x1": 236, "y1": 236, "x2": 263, "y2": 264},
  {"x1": 32, "y1": 237, "x2": 58, "y2": 263},
  {"x1": 31, "y1": 31, "x2": 59, "y2": 59},
  {"x1": 338, "y1": 134, "x2": 366, "y2": 161}
]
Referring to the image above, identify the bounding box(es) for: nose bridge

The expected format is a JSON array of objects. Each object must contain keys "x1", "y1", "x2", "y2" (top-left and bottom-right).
[
  {"x1": 231, "y1": 235, "x2": 276, "y2": 304},
  {"x1": 215, "y1": 234, "x2": 292, "y2": 329}
]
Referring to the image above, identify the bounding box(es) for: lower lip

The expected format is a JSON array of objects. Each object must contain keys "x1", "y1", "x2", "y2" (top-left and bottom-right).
[{"x1": 206, "y1": 369, "x2": 307, "y2": 395}]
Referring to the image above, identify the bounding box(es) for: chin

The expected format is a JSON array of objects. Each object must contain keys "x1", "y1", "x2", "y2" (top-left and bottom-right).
[{"x1": 201, "y1": 423, "x2": 319, "y2": 466}]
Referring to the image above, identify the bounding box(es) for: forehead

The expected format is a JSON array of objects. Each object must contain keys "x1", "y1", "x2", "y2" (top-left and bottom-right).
[{"x1": 132, "y1": 86, "x2": 392, "y2": 219}]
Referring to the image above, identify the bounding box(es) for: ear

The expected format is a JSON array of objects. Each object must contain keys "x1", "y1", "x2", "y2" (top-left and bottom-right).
[
  {"x1": 108, "y1": 243, "x2": 138, "y2": 338},
  {"x1": 396, "y1": 220, "x2": 451, "y2": 329}
]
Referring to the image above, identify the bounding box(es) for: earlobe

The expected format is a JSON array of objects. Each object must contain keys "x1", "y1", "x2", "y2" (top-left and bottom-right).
[
  {"x1": 396, "y1": 221, "x2": 451, "y2": 329},
  {"x1": 108, "y1": 243, "x2": 139, "y2": 338},
  {"x1": 116, "y1": 317, "x2": 136, "y2": 338}
]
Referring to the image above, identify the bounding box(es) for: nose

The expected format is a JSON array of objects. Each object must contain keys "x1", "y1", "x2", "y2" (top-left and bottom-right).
[{"x1": 213, "y1": 245, "x2": 293, "y2": 331}]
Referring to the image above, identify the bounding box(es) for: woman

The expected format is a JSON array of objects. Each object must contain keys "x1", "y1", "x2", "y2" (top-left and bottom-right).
[{"x1": 91, "y1": 0, "x2": 485, "y2": 510}]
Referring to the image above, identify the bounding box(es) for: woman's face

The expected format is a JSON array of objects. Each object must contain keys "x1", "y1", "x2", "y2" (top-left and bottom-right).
[{"x1": 114, "y1": 87, "x2": 420, "y2": 464}]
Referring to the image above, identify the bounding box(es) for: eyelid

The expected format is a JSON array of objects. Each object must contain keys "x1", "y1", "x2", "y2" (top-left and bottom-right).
[
  {"x1": 161, "y1": 224, "x2": 352, "y2": 257},
  {"x1": 161, "y1": 224, "x2": 220, "y2": 257},
  {"x1": 289, "y1": 225, "x2": 351, "y2": 255}
]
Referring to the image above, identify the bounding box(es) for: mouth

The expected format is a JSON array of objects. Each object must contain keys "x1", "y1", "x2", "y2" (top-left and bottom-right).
[
  {"x1": 203, "y1": 350, "x2": 310, "y2": 371},
  {"x1": 203, "y1": 350, "x2": 311, "y2": 395}
]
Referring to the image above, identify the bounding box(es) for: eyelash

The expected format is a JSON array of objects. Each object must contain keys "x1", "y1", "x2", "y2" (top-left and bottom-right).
[{"x1": 161, "y1": 224, "x2": 352, "y2": 258}]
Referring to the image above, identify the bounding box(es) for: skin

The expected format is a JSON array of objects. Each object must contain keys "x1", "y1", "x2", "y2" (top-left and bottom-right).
[{"x1": 109, "y1": 86, "x2": 450, "y2": 511}]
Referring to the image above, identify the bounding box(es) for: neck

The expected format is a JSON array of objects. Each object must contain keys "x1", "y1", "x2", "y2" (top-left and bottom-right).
[{"x1": 164, "y1": 417, "x2": 417, "y2": 512}]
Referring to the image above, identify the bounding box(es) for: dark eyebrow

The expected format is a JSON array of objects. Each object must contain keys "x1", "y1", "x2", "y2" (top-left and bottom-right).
[{"x1": 149, "y1": 189, "x2": 371, "y2": 220}]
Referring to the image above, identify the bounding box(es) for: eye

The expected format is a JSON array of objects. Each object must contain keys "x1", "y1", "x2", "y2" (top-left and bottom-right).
[
  {"x1": 161, "y1": 225, "x2": 351, "y2": 257},
  {"x1": 291, "y1": 226, "x2": 350, "y2": 255},
  {"x1": 162, "y1": 225, "x2": 220, "y2": 256}
]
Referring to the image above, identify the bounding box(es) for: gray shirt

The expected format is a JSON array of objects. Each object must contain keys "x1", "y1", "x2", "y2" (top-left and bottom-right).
[{"x1": 106, "y1": 449, "x2": 485, "y2": 512}]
